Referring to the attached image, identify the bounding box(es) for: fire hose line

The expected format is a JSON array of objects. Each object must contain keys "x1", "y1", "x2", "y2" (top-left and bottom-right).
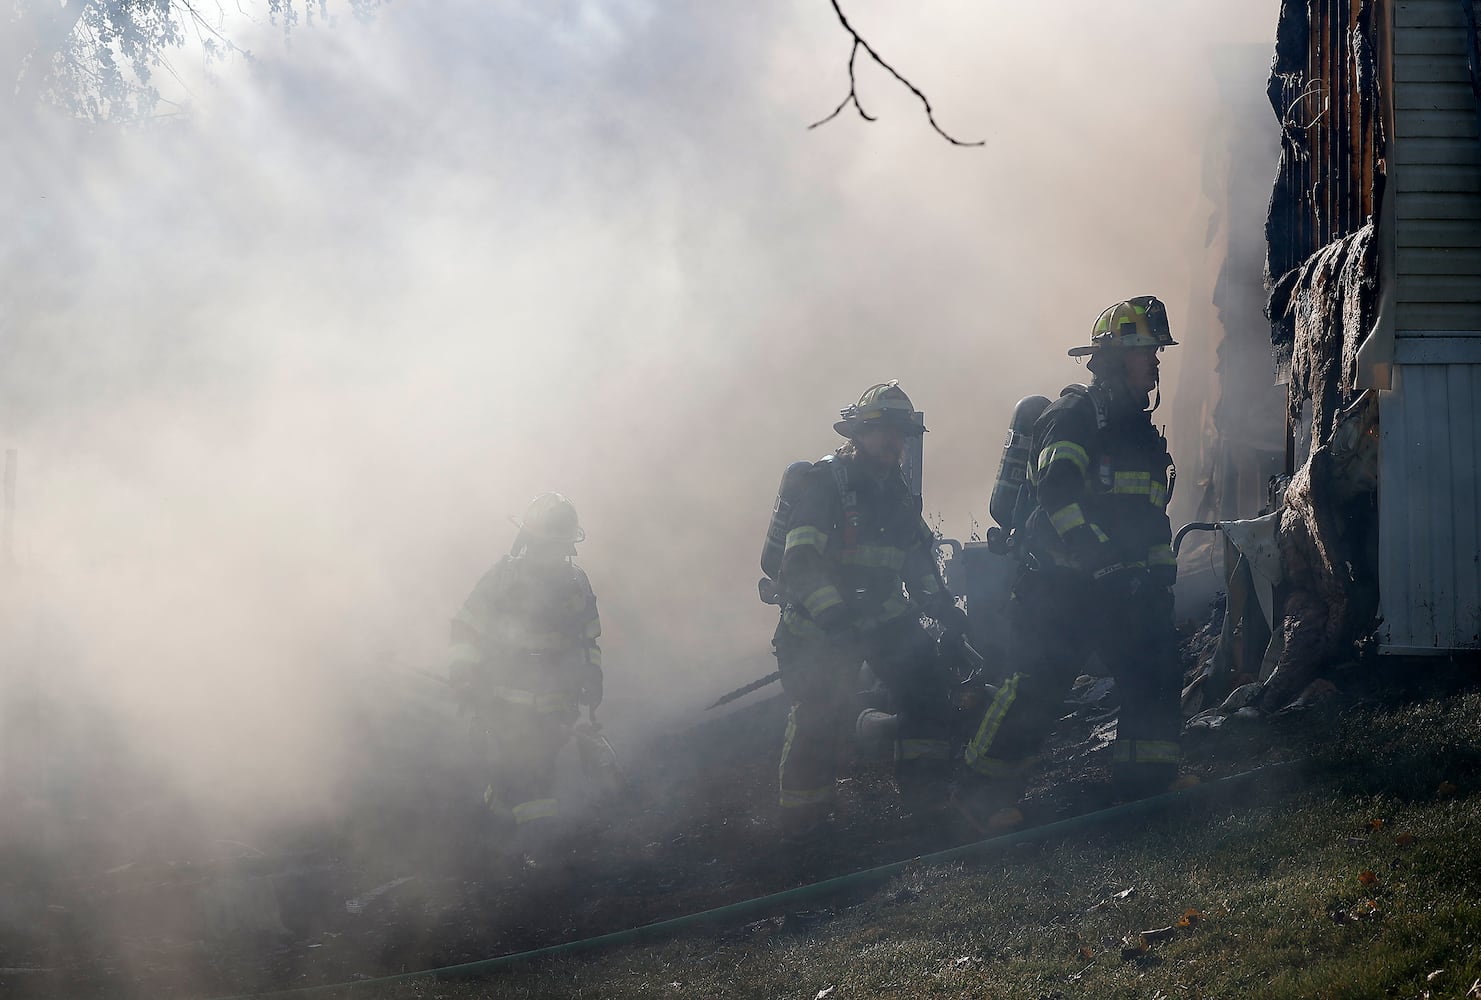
[{"x1": 214, "y1": 761, "x2": 1297, "y2": 1000}]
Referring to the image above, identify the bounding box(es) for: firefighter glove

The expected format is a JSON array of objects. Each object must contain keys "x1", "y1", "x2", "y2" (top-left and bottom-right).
[
  {"x1": 813, "y1": 602, "x2": 855, "y2": 639},
  {"x1": 1093, "y1": 562, "x2": 1146, "y2": 600},
  {"x1": 933, "y1": 602, "x2": 969, "y2": 640},
  {"x1": 1065, "y1": 522, "x2": 1115, "y2": 576},
  {"x1": 1147, "y1": 563, "x2": 1177, "y2": 590}
]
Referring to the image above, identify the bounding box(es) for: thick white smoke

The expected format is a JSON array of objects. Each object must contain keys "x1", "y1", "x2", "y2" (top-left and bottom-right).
[{"x1": 0, "y1": 0, "x2": 1280, "y2": 839}]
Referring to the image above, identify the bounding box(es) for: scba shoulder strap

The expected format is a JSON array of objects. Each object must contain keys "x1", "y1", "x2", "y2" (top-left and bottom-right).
[
  {"x1": 817, "y1": 454, "x2": 861, "y2": 557},
  {"x1": 1058, "y1": 383, "x2": 1110, "y2": 431}
]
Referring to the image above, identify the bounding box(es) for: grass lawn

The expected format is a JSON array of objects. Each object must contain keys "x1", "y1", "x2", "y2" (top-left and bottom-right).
[{"x1": 315, "y1": 688, "x2": 1481, "y2": 1000}]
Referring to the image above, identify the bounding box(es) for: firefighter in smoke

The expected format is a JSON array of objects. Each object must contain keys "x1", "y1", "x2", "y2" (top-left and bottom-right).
[
  {"x1": 772, "y1": 381, "x2": 965, "y2": 837},
  {"x1": 954, "y1": 297, "x2": 1185, "y2": 831},
  {"x1": 447, "y1": 491, "x2": 603, "y2": 860}
]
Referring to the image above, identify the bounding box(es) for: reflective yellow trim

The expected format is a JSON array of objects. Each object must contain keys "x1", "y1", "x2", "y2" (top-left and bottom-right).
[
  {"x1": 964, "y1": 674, "x2": 1020, "y2": 774},
  {"x1": 585, "y1": 646, "x2": 602, "y2": 667},
  {"x1": 1089, "y1": 523, "x2": 1110, "y2": 543},
  {"x1": 584, "y1": 618, "x2": 602, "y2": 640},
  {"x1": 785, "y1": 525, "x2": 829, "y2": 553},
  {"x1": 802, "y1": 584, "x2": 845, "y2": 617},
  {"x1": 512, "y1": 798, "x2": 559, "y2": 824},
  {"x1": 1037, "y1": 440, "x2": 1090, "y2": 476},
  {"x1": 839, "y1": 543, "x2": 909, "y2": 571},
  {"x1": 1147, "y1": 544, "x2": 1176, "y2": 567},
  {"x1": 779, "y1": 787, "x2": 834, "y2": 808},
  {"x1": 869, "y1": 593, "x2": 911, "y2": 625},
  {"x1": 897, "y1": 738, "x2": 950, "y2": 762},
  {"x1": 779, "y1": 707, "x2": 835, "y2": 808},
  {"x1": 1149, "y1": 481, "x2": 1168, "y2": 508},
  {"x1": 782, "y1": 592, "x2": 910, "y2": 637},
  {"x1": 1048, "y1": 503, "x2": 1086, "y2": 536},
  {"x1": 1111, "y1": 739, "x2": 1181, "y2": 765},
  {"x1": 961, "y1": 755, "x2": 1038, "y2": 780},
  {"x1": 1112, "y1": 470, "x2": 1153, "y2": 495},
  {"x1": 484, "y1": 685, "x2": 573, "y2": 714}
]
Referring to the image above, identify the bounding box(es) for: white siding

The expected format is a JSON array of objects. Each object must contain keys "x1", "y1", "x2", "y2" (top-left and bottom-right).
[
  {"x1": 1378, "y1": 364, "x2": 1481, "y2": 651},
  {"x1": 1381, "y1": 3, "x2": 1481, "y2": 650},
  {"x1": 1392, "y1": 0, "x2": 1481, "y2": 337}
]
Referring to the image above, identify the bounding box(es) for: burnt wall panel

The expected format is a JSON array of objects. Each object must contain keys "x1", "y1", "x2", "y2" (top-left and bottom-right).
[{"x1": 1266, "y1": 0, "x2": 1386, "y2": 379}]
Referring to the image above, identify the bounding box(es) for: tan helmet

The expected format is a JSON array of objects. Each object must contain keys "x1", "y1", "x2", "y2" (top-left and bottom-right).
[
  {"x1": 833, "y1": 381, "x2": 928, "y2": 437},
  {"x1": 1068, "y1": 295, "x2": 1178, "y2": 357},
  {"x1": 513, "y1": 492, "x2": 585, "y2": 548}
]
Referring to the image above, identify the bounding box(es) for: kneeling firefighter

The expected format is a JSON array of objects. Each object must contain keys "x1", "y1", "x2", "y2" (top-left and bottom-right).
[
  {"x1": 447, "y1": 492, "x2": 603, "y2": 859},
  {"x1": 956, "y1": 297, "x2": 1184, "y2": 830},
  {"x1": 771, "y1": 381, "x2": 965, "y2": 835}
]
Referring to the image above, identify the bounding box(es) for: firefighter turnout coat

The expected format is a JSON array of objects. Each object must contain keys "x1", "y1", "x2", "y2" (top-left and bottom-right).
[
  {"x1": 773, "y1": 453, "x2": 953, "y2": 815},
  {"x1": 448, "y1": 553, "x2": 602, "y2": 828},
  {"x1": 962, "y1": 382, "x2": 1182, "y2": 795}
]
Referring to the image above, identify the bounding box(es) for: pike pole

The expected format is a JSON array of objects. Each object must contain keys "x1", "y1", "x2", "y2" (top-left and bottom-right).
[{"x1": 705, "y1": 670, "x2": 781, "y2": 711}]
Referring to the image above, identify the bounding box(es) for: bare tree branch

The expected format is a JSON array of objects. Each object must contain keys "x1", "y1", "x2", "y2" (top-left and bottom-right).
[{"x1": 810, "y1": 0, "x2": 983, "y2": 147}]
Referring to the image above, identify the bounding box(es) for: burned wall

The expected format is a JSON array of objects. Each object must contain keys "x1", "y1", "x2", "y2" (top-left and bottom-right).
[{"x1": 1266, "y1": 0, "x2": 1388, "y2": 440}]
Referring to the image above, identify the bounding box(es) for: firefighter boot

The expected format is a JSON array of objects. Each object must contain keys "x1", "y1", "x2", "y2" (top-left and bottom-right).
[{"x1": 949, "y1": 775, "x2": 1025, "y2": 836}]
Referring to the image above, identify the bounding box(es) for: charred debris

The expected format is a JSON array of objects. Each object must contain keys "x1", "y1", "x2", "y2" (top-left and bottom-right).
[{"x1": 1182, "y1": 0, "x2": 1481, "y2": 731}]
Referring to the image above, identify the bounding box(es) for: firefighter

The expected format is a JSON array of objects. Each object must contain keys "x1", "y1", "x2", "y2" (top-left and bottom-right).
[
  {"x1": 955, "y1": 297, "x2": 1184, "y2": 831},
  {"x1": 773, "y1": 381, "x2": 964, "y2": 837},
  {"x1": 447, "y1": 491, "x2": 603, "y2": 862}
]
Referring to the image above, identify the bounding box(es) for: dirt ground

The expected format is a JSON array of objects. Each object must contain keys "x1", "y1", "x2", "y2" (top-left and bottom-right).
[{"x1": 0, "y1": 644, "x2": 1377, "y2": 1000}]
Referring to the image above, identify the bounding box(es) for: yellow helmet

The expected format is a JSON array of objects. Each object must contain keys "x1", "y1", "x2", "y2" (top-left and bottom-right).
[
  {"x1": 1068, "y1": 295, "x2": 1177, "y2": 357},
  {"x1": 833, "y1": 381, "x2": 927, "y2": 437},
  {"x1": 513, "y1": 492, "x2": 585, "y2": 547}
]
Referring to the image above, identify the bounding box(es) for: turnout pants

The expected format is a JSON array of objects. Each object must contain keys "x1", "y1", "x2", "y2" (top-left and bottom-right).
[
  {"x1": 774, "y1": 615, "x2": 952, "y2": 817},
  {"x1": 468, "y1": 659, "x2": 581, "y2": 844},
  {"x1": 962, "y1": 568, "x2": 1182, "y2": 797}
]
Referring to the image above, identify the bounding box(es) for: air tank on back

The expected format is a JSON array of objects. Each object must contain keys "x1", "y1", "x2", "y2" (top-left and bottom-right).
[{"x1": 989, "y1": 395, "x2": 1052, "y2": 530}]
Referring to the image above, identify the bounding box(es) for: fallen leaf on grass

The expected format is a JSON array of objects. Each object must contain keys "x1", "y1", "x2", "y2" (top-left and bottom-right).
[
  {"x1": 1087, "y1": 887, "x2": 1138, "y2": 913},
  {"x1": 1427, "y1": 969, "x2": 1445, "y2": 982},
  {"x1": 1121, "y1": 925, "x2": 1178, "y2": 959},
  {"x1": 1120, "y1": 934, "x2": 1149, "y2": 960},
  {"x1": 816, "y1": 987, "x2": 836, "y2": 1000},
  {"x1": 987, "y1": 806, "x2": 1025, "y2": 832},
  {"x1": 1176, "y1": 908, "x2": 1203, "y2": 928},
  {"x1": 1368, "y1": 818, "x2": 1384, "y2": 832},
  {"x1": 1358, "y1": 870, "x2": 1378, "y2": 886},
  {"x1": 1466, "y1": 977, "x2": 1480, "y2": 998},
  {"x1": 1079, "y1": 945, "x2": 1095, "y2": 960},
  {"x1": 1331, "y1": 899, "x2": 1382, "y2": 923},
  {"x1": 1396, "y1": 832, "x2": 1416, "y2": 847},
  {"x1": 1437, "y1": 781, "x2": 1458, "y2": 798}
]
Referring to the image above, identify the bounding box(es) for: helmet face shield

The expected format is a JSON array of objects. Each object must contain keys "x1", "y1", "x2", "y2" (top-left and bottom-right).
[
  {"x1": 1069, "y1": 295, "x2": 1178, "y2": 357},
  {"x1": 833, "y1": 381, "x2": 927, "y2": 437},
  {"x1": 514, "y1": 492, "x2": 584, "y2": 550}
]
